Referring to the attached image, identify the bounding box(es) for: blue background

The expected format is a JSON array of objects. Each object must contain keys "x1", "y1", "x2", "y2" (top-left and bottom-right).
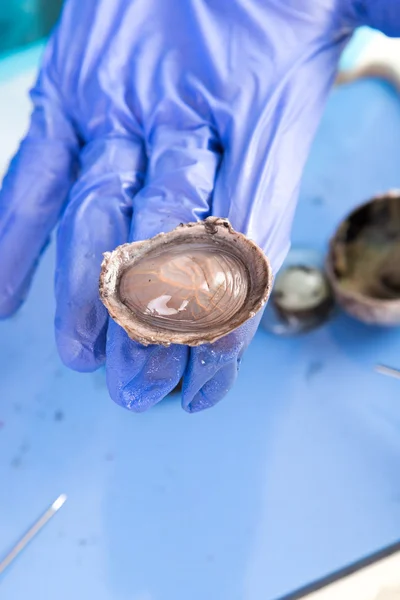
[{"x1": 1, "y1": 37, "x2": 400, "y2": 600}]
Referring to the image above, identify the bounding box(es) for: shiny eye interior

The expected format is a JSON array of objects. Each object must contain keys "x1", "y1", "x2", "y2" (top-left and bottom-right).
[
  {"x1": 99, "y1": 219, "x2": 272, "y2": 346},
  {"x1": 119, "y1": 243, "x2": 250, "y2": 333}
]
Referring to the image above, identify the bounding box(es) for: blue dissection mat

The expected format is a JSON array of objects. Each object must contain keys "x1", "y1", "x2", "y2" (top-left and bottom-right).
[{"x1": 1, "y1": 48, "x2": 400, "y2": 600}]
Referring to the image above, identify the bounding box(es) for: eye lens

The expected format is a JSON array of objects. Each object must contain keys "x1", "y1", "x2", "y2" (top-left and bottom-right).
[{"x1": 261, "y1": 248, "x2": 335, "y2": 336}]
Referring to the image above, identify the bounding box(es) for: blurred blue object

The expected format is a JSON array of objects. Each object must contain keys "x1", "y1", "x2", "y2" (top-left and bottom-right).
[
  {"x1": 1, "y1": 0, "x2": 399, "y2": 414},
  {"x1": 1, "y1": 46, "x2": 400, "y2": 599}
]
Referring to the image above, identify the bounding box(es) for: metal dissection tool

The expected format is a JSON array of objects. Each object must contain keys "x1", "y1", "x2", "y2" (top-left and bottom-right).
[
  {"x1": 0, "y1": 494, "x2": 67, "y2": 575},
  {"x1": 375, "y1": 365, "x2": 400, "y2": 380}
]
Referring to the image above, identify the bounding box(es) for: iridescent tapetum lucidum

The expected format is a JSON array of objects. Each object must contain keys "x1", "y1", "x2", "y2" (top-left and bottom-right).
[{"x1": 99, "y1": 217, "x2": 272, "y2": 346}]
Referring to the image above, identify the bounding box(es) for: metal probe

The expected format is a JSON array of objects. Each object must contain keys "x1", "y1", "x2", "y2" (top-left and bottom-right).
[
  {"x1": 375, "y1": 364, "x2": 400, "y2": 380},
  {"x1": 0, "y1": 493, "x2": 67, "y2": 575}
]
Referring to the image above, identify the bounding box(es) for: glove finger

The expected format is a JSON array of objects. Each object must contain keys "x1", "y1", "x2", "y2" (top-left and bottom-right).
[
  {"x1": 106, "y1": 124, "x2": 222, "y2": 411},
  {"x1": 106, "y1": 320, "x2": 189, "y2": 413},
  {"x1": 212, "y1": 44, "x2": 342, "y2": 273},
  {"x1": 131, "y1": 124, "x2": 221, "y2": 240},
  {"x1": 0, "y1": 75, "x2": 78, "y2": 317},
  {"x1": 182, "y1": 48, "x2": 343, "y2": 412},
  {"x1": 55, "y1": 136, "x2": 146, "y2": 372},
  {"x1": 182, "y1": 312, "x2": 262, "y2": 413}
]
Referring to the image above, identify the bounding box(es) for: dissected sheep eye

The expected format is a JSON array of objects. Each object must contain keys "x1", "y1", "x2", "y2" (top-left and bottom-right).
[
  {"x1": 99, "y1": 218, "x2": 272, "y2": 346},
  {"x1": 327, "y1": 191, "x2": 400, "y2": 325}
]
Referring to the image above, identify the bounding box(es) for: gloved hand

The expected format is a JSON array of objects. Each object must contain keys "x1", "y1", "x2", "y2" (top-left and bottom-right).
[{"x1": 0, "y1": 0, "x2": 398, "y2": 413}]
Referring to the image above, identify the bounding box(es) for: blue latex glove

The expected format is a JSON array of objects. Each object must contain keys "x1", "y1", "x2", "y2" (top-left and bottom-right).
[{"x1": 0, "y1": 1, "x2": 399, "y2": 413}]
